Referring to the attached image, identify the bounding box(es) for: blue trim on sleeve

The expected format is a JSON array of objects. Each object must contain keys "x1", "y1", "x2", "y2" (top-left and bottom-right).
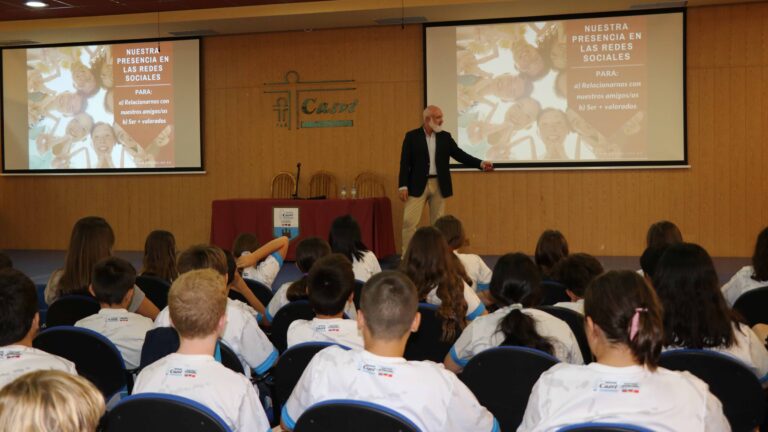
[
  {"x1": 271, "y1": 251, "x2": 284, "y2": 267},
  {"x1": 491, "y1": 417, "x2": 500, "y2": 432},
  {"x1": 760, "y1": 373, "x2": 768, "y2": 384},
  {"x1": 467, "y1": 303, "x2": 486, "y2": 321},
  {"x1": 256, "y1": 312, "x2": 263, "y2": 323},
  {"x1": 449, "y1": 346, "x2": 469, "y2": 368},
  {"x1": 264, "y1": 308, "x2": 274, "y2": 324},
  {"x1": 477, "y1": 283, "x2": 490, "y2": 292},
  {"x1": 281, "y1": 405, "x2": 296, "y2": 430},
  {"x1": 254, "y1": 347, "x2": 279, "y2": 375},
  {"x1": 214, "y1": 342, "x2": 222, "y2": 363}
]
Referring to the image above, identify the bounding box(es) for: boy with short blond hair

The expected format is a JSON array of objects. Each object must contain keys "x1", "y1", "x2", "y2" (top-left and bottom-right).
[{"x1": 134, "y1": 269, "x2": 271, "y2": 432}]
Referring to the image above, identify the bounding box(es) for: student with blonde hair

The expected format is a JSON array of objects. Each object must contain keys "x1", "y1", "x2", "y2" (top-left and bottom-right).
[
  {"x1": 134, "y1": 269, "x2": 271, "y2": 432},
  {"x1": 0, "y1": 370, "x2": 104, "y2": 432}
]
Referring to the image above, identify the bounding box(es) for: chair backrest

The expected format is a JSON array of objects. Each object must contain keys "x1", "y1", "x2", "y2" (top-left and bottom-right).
[
  {"x1": 353, "y1": 172, "x2": 385, "y2": 198},
  {"x1": 460, "y1": 346, "x2": 559, "y2": 432},
  {"x1": 217, "y1": 341, "x2": 245, "y2": 375},
  {"x1": 45, "y1": 295, "x2": 100, "y2": 327},
  {"x1": 33, "y1": 326, "x2": 128, "y2": 400},
  {"x1": 272, "y1": 172, "x2": 297, "y2": 199},
  {"x1": 659, "y1": 349, "x2": 766, "y2": 432},
  {"x1": 352, "y1": 280, "x2": 365, "y2": 310},
  {"x1": 273, "y1": 342, "x2": 343, "y2": 411},
  {"x1": 102, "y1": 392, "x2": 232, "y2": 432},
  {"x1": 732, "y1": 286, "x2": 768, "y2": 326},
  {"x1": 243, "y1": 278, "x2": 274, "y2": 306},
  {"x1": 294, "y1": 399, "x2": 420, "y2": 432},
  {"x1": 403, "y1": 303, "x2": 459, "y2": 362},
  {"x1": 539, "y1": 280, "x2": 571, "y2": 306},
  {"x1": 309, "y1": 171, "x2": 337, "y2": 198},
  {"x1": 139, "y1": 327, "x2": 244, "y2": 376},
  {"x1": 36, "y1": 284, "x2": 49, "y2": 325},
  {"x1": 135, "y1": 275, "x2": 171, "y2": 310},
  {"x1": 270, "y1": 300, "x2": 315, "y2": 352},
  {"x1": 557, "y1": 423, "x2": 655, "y2": 432},
  {"x1": 535, "y1": 305, "x2": 592, "y2": 363}
]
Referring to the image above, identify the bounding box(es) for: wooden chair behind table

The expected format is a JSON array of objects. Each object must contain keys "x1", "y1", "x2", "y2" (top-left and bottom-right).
[
  {"x1": 309, "y1": 171, "x2": 337, "y2": 198},
  {"x1": 271, "y1": 172, "x2": 297, "y2": 199},
  {"x1": 353, "y1": 171, "x2": 385, "y2": 198}
]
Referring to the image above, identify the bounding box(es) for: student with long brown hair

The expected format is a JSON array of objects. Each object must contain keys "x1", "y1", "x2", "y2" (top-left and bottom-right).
[
  {"x1": 721, "y1": 226, "x2": 768, "y2": 306},
  {"x1": 44, "y1": 216, "x2": 159, "y2": 319},
  {"x1": 400, "y1": 227, "x2": 486, "y2": 343},
  {"x1": 445, "y1": 253, "x2": 582, "y2": 373},
  {"x1": 654, "y1": 242, "x2": 768, "y2": 379},
  {"x1": 534, "y1": 229, "x2": 569, "y2": 278},
  {"x1": 518, "y1": 271, "x2": 728, "y2": 431},
  {"x1": 140, "y1": 229, "x2": 178, "y2": 283}
]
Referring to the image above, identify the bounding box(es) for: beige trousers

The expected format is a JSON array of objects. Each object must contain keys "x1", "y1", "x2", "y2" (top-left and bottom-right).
[{"x1": 402, "y1": 178, "x2": 445, "y2": 254}]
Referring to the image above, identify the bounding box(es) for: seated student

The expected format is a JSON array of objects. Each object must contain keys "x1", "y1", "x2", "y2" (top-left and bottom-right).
[
  {"x1": 134, "y1": 269, "x2": 271, "y2": 432},
  {"x1": 434, "y1": 215, "x2": 493, "y2": 294},
  {"x1": 401, "y1": 227, "x2": 486, "y2": 344},
  {"x1": 287, "y1": 254, "x2": 364, "y2": 350},
  {"x1": 140, "y1": 229, "x2": 178, "y2": 284},
  {"x1": 329, "y1": 215, "x2": 381, "y2": 282},
  {"x1": 74, "y1": 257, "x2": 153, "y2": 370},
  {"x1": 445, "y1": 253, "x2": 583, "y2": 373},
  {"x1": 0, "y1": 370, "x2": 104, "y2": 432},
  {"x1": 550, "y1": 253, "x2": 604, "y2": 315},
  {"x1": 281, "y1": 271, "x2": 499, "y2": 432},
  {"x1": 0, "y1": 252, "x2": 12, "y2": 270},
  {"x1": 654, "y1": 242, "x2": 768, "y2": 379},
  {"x1": 266, "y1": 237, "x2": 353, "y2": 324},
  {"x1": 534, "y1": 229, "x2": 569, "y2": 279},
  {"x1": 722, "y1": 226, "x2": 768, "y2": 306},
  {"x1": 233, "y1": 233, "x2": 289, "y2": 288},
  {"x1": 0, "y1": 269, "x2": 78, "y2": 389},
  {"x1": 224, "y1": 250, "x2": 267, "y2": 318},
  {"x1": 638, "y1": 220, "x2": 683, "y2": 276},
  {"x1": 154, "y1": 245, "x2": 278, "y2": 377},
  {"x1": 518, "y1": 271, "x2": 728, "y2": 431}
]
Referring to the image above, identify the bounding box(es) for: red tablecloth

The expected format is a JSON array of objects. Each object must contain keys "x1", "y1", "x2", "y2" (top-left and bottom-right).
[{"x1": 210, "y1": 198, "x2": 396, "y2": 261}]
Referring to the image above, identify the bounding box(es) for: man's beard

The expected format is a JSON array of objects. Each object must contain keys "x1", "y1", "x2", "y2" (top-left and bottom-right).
[{"x1": 429, "y1": 119, "x2": 443, "y2": 133}]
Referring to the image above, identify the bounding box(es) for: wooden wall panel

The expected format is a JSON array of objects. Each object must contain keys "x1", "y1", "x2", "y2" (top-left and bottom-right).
[{"x1": 2, "y1": 3, "x2": 768, "y2": 257}]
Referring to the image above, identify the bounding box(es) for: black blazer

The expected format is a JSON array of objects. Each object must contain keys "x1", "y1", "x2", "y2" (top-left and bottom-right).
[{"x1": 398, "y1": 127, "x2": 483, "y2": 198}]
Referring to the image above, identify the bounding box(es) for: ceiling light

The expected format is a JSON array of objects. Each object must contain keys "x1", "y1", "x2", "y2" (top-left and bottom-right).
[{"x1": 25, "y1": 1, "x2": 49, "y2": 7}]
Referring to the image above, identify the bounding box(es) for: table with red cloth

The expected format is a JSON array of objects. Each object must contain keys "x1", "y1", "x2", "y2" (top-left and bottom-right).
[{"x1": 210, "y1": 197, "x2": 396, "y2": 261}]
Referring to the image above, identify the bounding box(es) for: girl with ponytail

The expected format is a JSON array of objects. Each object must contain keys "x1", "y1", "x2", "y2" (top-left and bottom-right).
[
  {"x1": 444, "y1": 253, "x2": 582, "y2": 373},
  {"x1": 400, "y1": 227, "x2": 486, "y2": 343},
  {"x1": 518, "y1": 270, "x2": 728, "y2": 432}
]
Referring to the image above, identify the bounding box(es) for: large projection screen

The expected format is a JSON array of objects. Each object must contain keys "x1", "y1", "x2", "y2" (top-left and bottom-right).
[
  {"x1": 425, "y1": 9, "x2": 686, "y2": 170},
  {"x1": 1, "y1": 37, "x2": 202, "y2": 174}
]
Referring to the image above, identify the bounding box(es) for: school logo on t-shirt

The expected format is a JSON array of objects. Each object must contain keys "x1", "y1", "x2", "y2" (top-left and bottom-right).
[
  {"x1": 360, "y1": 363, "x2": 377, "y2": 375},
  {"x1": 106, "y1": 316, "x2": 130, "y2": 323},
  {"x1": 620, "y1": 382, "x2": 640, "y2": 394},
  {"x1": 0, "y1": 351, "x2": 21, "y2": 360},
  {"x1": 184, "y1": 369, "x2": 197, "y2": 378},
  {"x1": 594, "y1": 380, "x2": 619, "y2": 393},
  {"x1": 168, "y1": 367, "x2": 183, "y2": 377},
  {"x1": 377, "y1": 366, "x2": 394, "y2": 378}
]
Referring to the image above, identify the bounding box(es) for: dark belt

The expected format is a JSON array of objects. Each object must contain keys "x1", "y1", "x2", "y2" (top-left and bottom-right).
[{"x1": 427, "y1": 175, "x2": 438, "y2": 179}]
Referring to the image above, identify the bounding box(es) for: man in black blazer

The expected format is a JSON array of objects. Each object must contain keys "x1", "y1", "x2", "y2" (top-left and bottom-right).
[{"x1": 398, "y1": 105, "x2": 493, "y2": 253}]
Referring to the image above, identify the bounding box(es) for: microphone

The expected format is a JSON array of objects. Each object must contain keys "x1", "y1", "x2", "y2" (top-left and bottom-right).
[{"x1": 293, "y1": 162, "x2": 302, "y2": 199}]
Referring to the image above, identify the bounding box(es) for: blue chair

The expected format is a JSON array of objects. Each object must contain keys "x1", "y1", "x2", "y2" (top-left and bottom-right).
[
  {"x1": 45, "y1": 295, "x2": 100, "y2": 327},
  {"x1": 732, "y1": 286, "x2": 768, "y2": 326},
  {"x1": 270, "y1": 300, "x2": 315, "y2": 353},
  {"x1": 558, "y1": 423, "x2": 654, "y2": 432},
  {"x1": 403, "y1": 303, "x2": 460, "y2": 362},
  {"x1": 102, "y1": 393, "x2": 232, "y2": 432},
  {"x1": 33, "y1": 326, "x2": 129, "y2": 400},
  {"x1": 135, "y1": 275, "x2": 171, "y2": 310},
  {"x1": 659, "y1": 349, "x2": 766, "y2": 432},
  {"x1": 539, "y1": 280, "x2": 571, "y2": 306},
  {"x1": 536, "y1": 305, "x2": 592, "y2": 363},
  {"x1": 273, "y1": 342, "x2": 348, "y2": 417},
  {"x1": 244, "y1": 278, "x2": 275, "y2": 306},
  {"x1": 460, "y1": 346, "x2": 559, "y2": 432},
  {"x1": 290, "y1": 399, "x2": 421, "y2": 432},
  {"x1": 138, "y1": 327, "x2": 244, "y2": 375},
  {"x1": 35, "y1": 284, "x2": 48, "y2": 325}
]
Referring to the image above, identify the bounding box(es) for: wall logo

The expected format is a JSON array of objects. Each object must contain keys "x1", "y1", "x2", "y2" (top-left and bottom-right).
[{"x1": 264, "y1": 71, "x2": 358, "y2": 130}]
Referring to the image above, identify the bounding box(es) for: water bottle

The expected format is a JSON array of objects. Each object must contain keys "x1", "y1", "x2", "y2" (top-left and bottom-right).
[
  {"x1": 340, "y1": 185, "x2": 347, "y2": 199},
  {"x1": 351, "y1": 185, "x2": 357, "y2": 199}
]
